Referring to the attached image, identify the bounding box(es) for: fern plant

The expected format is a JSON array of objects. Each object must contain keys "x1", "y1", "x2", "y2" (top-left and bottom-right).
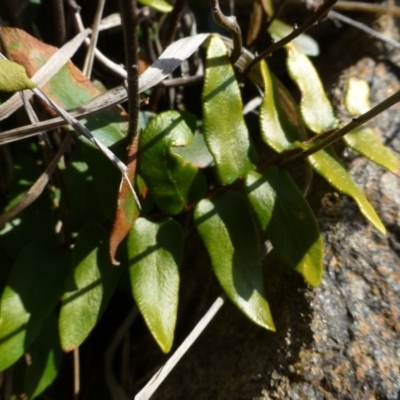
[{"x1": 0, "y1": 0, "x2": 399, "y2": 397}]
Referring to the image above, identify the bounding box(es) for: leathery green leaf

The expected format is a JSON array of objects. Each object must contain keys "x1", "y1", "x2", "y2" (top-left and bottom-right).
[
  {"x1": 344, "y1": 77, "x2": 400, "y2": 175},
  {"x1": 46, "y1": 63, "x2": 127, "y2": 148},
  {"x1": 344, "y1": 126, "x2": 400, "y2": 175},
  {"x1": 202, "y1": 35, "x2": 257, "y2": 184},
  {"x1": 259, "y1": 60, "x2": 301, "y2": 152},
  {"x1": 23, "y1": 314, "x2": 62, "y2": 399},
  {"x1": 137, "y1": 0, "x2": 173, "y2": 13},
  {"x1": 128, "y1": 218, "x2": 182, "y2": 353},
  {"x1": 0, "y1": 59, "x2": 36, "y2": 92},
  {"x1": 0, "y1": 243, "x2": 69, "y2": 371},
  {"x1": 286, "y1": 43, "x2": 338, "y2": 133},
  {"x1": 138, "y1": 111, "x2": 207, "y2": 215},
  {"x1": 269, "y1": 19, "x2": 319, "y2": 56},
  {"x1": 245, "y1": 168, "x2": 323, "y2": 287},
  {"x1": 344, "y1": 77, "x2": 370, "y2": 115},
  {"x1": 1, "y1": 28, "x2": 127, "y2": 148},
  {"x1": 309, "y1": 149, "x2": 386, "y2": 234},
  {"x1": 194, "y1": 192, "x2": 275, "y2": 331},
  {"x1": 59, "y1": 222, "x2": 123, "y2": 351},
  {"x1": 173, "y1": 132, "x2": 214, "y2": 168}
]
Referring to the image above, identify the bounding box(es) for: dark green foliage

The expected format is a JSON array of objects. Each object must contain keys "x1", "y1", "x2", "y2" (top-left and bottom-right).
[{"x1": 0, "y1": 4, "x2": 398, "y2": 397}]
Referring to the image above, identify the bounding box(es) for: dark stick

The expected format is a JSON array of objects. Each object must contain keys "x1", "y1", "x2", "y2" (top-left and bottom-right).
[
  {"x1": 265, "y1": 0, "x2": 287, "y2": 30},
  {"x1": 49, "y1": 0, "x2": 67, "y2": 46},
  {"x1": 281, "y1": 88, "x2": 400, "y2": 166},
  {"x1": 118, "y1": 0, "x2": 140, "y2": 144},
  {"x1": 155, "y1": 75, "x2": 203, "y2": 88},
  {"x1": 242, "y1": 0, "x2": 338, "y2": 76},
  {"x1": 209, "y1": 0, "x2": 243, "y2": 62},
  {"x1": 165, "y1": 0, "x2": 186, "y2": 46}
]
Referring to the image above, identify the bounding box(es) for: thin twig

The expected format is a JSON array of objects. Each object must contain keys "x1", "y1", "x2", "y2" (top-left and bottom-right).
[
  {"x1": 105, "y1": 307, "x2": 138, "y2": 400},
  {"x1": 0, "y1": 34, "x2": 211, "y2": 146},
  {"x1": 49, "y1": 0, "x2": 67, "y2": 46},
  {"x1": 242, "y1": 0, "x2": 338, "y2": 76},
  {"x1": 265, "y1": 0, "x2": 286, "y2": 30},
  {"x1": 209, "y1": 0, "x2": 242, "y2": 62},
  {"x1": 30, "y1": 85, "x2": 141, "y2": 209},
  {"x1": 65, "y1": 0, "x2": 81, "y2": 11},
  {"x1": 118, "y1": 0, "x2": 140, "y2": 144},
  {"x1": 0, "y1": 41, "x2": 141, "y2": 209},
  {"x1": 142, "y1": 20, "x2": 158, "y2": 65},
  {"x1": 329, "y1": 10, "x2": 400, "y2": 49},
  {"x1": 73, "y1": 11, "x2": 128, "y2": 79},
  {"x1": 0, "y1": 29, "x2": 91, "y2": 121},
  {"x1": 84, "y1": 39, "x2": 127, "y2": 78},
  {"x1": 20, "y1": 91, "x2": 52, "y2": 156},
  {"x1": 281, "y1": 88, "x2": 400, "y2": 166},
  {"x1": 134, "y1": 296, "x2": 225, "y2": 400},
  {"x1": 282, "y1": 0, "x2": 393, "y2": 14},
  {"x1": 83, "y1": 0, "x2": 106, "y2": 77},
  {"x1": 334, "y1": 1, "x2": 400, "y2": 16},
  {"x1": 165, "y1": 0, "x2": 186, "y2": 46},
  {"x1": 155, "y1": 75, "x2": 203, "y2": 88},
  {"x1": 115, "y1": 0, "x2": 142, "y2": 245},
  {"x1": 73, "y1": 348, "x2": 80, "y2": 400},
  {"x1": 0, "y1": 130, "x2": 70, "y2": 227}
]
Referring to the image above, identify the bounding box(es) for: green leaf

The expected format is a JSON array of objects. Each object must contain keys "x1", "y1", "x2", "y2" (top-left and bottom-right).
[
  {"x1": 245, "y1": 168, "x2": 323, "y2": 287},
  {"x1": 0, "y1": 243, "x2": 69, "y2": 371},
  {"x1": 0, "y1": 59, "x2": 36, "y2": 92},
  {"x1": 286, "y1": 43, "x2": 338, "y2": 133},
  {"x1": 138, "y1": 111, "x2": 156, "y2": 130},
  {"x1": 202, "y1": 35, "x2": 257, "y2": 184},
  {"x1": 81, "y1": 143, "x2": 123, "y2": 220},
  {"x1": 61, "y1": 149, "x2": 107, "y2": 232},
  {"x1": 137, "y1": 0, "x2": 173, "y2": 13},
  {"x1": 308, "y1": 149, "x2": 386, "y2": 234},
  {"x1": 59, "y1": 222, "x2": 123, "y2": 351},
  {"x1": 138, "y1": 110, "x2": 207, "y2": 215},
  {"x1": 343, "y1": 77, "x2": 400, "y2": 174},
  {"x1": 0, "y1": 151, "x2": 60, "y2": 259},
  {"x1": 23, "y1": 314, "x2": 63, "y2": 399},
  {"x1": 344, "y1": 77, "x2": 370, "y2": 115},
  {"x1": 344, "y1": 126, "x2": 400, "y2": 175},
  {"x1": 173, "y1": 132, "x2": 214, "y2": 168},
  {"x1": 61, "y1": 146, "x2": 108, "y2": 232},
  {"x1": 259, "y1": 60, "x2": 301, "y2": 152},
  {"x1": 127, "y1": 217, "x2": 182, "y2": 353},
  {"x1": 269, "y1": 19, "x2": 319, "y2": 56},
  {"x1": 2, "y1": 28, "x2": 127, "y2": 147},
  {"x1": 194, "y1": 192, "x2": 275, "y2": 331},
  {"x1": 47, "y1": 64, "x2": 127, "y2": 148}
]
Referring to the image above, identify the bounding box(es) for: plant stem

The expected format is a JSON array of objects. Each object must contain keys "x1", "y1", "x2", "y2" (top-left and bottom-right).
[
  {"x1": 265, "y1": 0, "x2": 286, "y2": 30},
  {"x1": 334, "y1": 1, "x2": 400, "y2": 16},
  {"x1": 242, "y1": 0, "x2": 338, "y2": 76},
  {"x1": 281, "y1": 88, "x2": 400, "y2": 166},
  {"x1": 118, "y1": 0, "x2": 140, "y2": 144},
  {"x1": 49, "y1": 0, "x2": 67, "y2": 46},
  {"x1": 329, "y1": 10, "x2": 400, "y2": 49},
  {"x1": 165, "y1": 0, "x2": 186, "y2": 46},
  {"x1": 73, "y1": 348, "x2": 80, "y2": 400},
  {"x1": 83, "y1": 0, "x2": 106, "y2": 78},
  {"x1": 209, "y1": 0, "x2": 242, "y2": 62}
]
